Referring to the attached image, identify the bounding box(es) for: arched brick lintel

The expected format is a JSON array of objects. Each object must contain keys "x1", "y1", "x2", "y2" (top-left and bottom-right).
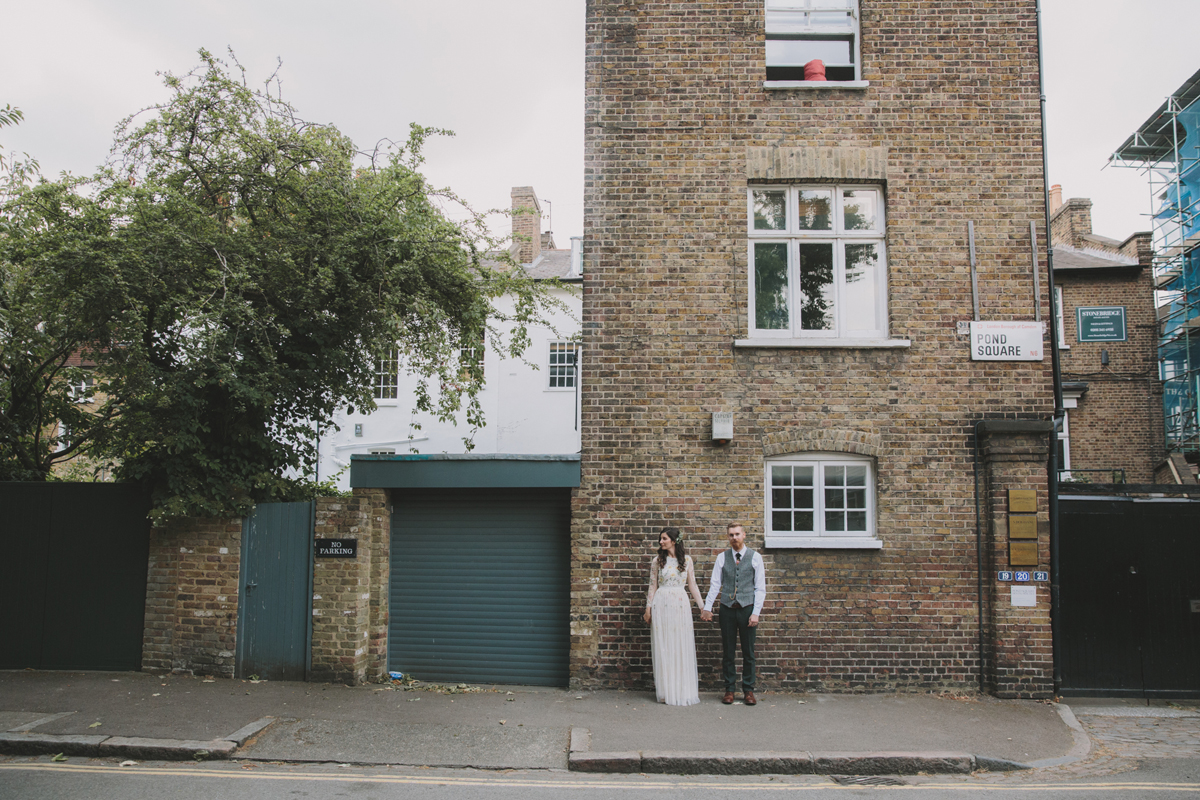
[{"x1": 761, "y1": 428, "x2": 885, "y2": 458}]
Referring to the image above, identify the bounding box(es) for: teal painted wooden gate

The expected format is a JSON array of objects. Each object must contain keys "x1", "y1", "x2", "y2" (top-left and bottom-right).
[
  {"x1": 237, "y1": 501, "x2": 313, "y2": 681},
  {"x1": 389, "y1": 488, "x2": 571, "y2": 686}
]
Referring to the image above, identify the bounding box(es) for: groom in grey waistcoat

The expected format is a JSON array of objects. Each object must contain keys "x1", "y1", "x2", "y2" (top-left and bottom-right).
[{"x1": 701, "y1": 523, "x2": 766, "y2": 706}]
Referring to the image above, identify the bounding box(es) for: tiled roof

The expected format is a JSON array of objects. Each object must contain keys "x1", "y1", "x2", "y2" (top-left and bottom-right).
[
  {"x1": 524, "y1": 249, "x2": 576, "y2": 280},
  {"x1": 1053, "y1": 243, "x2": 1139, "y2": 271},
  {"x1": 486, "y1": 247, "x2": 578, "y2": 281}
]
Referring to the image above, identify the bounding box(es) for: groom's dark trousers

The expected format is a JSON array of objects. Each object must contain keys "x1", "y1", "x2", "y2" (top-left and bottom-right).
[{"x1": 719, "y1": 602, "x2": 756, "y2": 692}]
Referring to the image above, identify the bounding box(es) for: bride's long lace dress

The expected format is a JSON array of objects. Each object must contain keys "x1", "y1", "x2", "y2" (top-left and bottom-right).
[{"x1": 647, "y1": 555, "x2": 703, "y2": 706}]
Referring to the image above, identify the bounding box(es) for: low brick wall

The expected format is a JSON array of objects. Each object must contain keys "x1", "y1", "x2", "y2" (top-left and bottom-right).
[{"x1": 142, "y1": 517, "x2": 241, "y2": 677}]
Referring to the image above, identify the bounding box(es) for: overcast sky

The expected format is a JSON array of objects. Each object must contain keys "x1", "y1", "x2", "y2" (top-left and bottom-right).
[{"x1": 2, "y1": 0, "x2": 1199, "y2": 245}]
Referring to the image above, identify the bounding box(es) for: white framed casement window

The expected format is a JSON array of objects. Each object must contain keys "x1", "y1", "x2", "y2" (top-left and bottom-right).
[
  {"x1": 765, "y1": 454, "x2": 882, "y2": 548},
  {"x1": 458, "y1": 333, "x2": 485, "y2": 384},
  {"x1": 765, "y1": 0, "x2": 863, "y2": 85},
  {"x1": 748, "y1": 185, "x2": 887, "y2": 340},
  {"x1": 547, "y1": 340, "x2": 578, "y2": 390},
  {"x1": 372, "y1": 347, "x2": 399, "y2": 400},
  {"x1": 70, "y1": 370, "x2": 95, "y2": 404},
  {"x1": 1054, "y1": 286, "x2": 1069, "y2": 349},
  {"x1": 1055, "y1": 413, "x2": 1071, "y2": 480}
]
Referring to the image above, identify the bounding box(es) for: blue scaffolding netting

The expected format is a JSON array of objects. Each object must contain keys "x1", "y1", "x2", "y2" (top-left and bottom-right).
[{"x1": 1111, "y1": 69, "x2": 1200, "y2": 457}]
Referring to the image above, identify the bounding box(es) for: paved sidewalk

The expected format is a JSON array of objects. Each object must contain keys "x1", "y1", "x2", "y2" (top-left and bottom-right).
[{"x1": 0, "y1": 669, "x2": 1119, "y2": 775}]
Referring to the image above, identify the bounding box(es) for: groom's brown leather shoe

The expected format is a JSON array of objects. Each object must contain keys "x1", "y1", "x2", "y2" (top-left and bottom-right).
[
  {"x1": 722, "y1": 691, "x2": 735, "y2": 705},
  {"x1": 743, "y1": 691, "x2": 757, "y2": 706}
]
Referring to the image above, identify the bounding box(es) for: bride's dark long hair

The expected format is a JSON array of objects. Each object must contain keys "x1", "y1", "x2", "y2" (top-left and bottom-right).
[{"x1": 656, "y1": 527, "x2": 687, "y2": 571}]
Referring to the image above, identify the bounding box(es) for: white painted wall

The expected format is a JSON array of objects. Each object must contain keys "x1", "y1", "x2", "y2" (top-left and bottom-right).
[{"x1": 315, "y1": 282, "x2": 581, "y2": 491}]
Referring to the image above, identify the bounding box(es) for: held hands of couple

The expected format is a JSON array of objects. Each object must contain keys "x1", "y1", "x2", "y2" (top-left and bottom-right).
[{"x1": 696, "y1": 609, "x2": 757, "y2": 625}]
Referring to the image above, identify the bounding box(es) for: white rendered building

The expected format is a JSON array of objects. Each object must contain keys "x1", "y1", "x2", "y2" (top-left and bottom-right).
[{"x1": 314, "y1": 187, "x2": 582, "y2": 491}]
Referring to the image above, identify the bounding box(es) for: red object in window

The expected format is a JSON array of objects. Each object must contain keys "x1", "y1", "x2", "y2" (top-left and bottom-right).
[{"x1": 804, "y1": 60, "x2": 826, "y2": 81}]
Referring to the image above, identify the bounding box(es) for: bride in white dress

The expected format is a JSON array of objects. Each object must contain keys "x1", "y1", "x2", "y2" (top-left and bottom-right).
[{"x1": 642, "y1": 527, "x2": 705, "y2": 706}]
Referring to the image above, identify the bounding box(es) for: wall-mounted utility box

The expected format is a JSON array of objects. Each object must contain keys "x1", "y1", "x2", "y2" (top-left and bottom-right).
[{"x1": 712, "y1": 412, "x2": 733, "y2": 444}]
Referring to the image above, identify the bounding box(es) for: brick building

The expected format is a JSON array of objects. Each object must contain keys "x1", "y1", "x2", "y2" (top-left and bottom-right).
[
  {"x1": 573, "y1": 0, "x2": 1057, "y2": 697},
  {"x1": 1048, "y1": 187, "x2": 1166, "y2": 484}
]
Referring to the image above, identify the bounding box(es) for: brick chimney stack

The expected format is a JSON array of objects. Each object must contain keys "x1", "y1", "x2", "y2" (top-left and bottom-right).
[
  {"x1": 1050, "y1": 196, "x2": 1093, "y2": 249},
  {"x1": 511, "y1": 186, "x2": 543, "y2": 264}
]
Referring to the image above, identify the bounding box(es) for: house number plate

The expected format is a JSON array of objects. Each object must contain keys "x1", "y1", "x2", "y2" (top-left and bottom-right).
[{"x1": 998, "y1": 571, "x2": 1049, "y2": 582}]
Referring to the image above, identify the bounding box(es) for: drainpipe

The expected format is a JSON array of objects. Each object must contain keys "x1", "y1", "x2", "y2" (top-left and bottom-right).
[
  {"x1": 1035, "y1": 0, "x2": 1066, "y2": 693},
  {"x1": 973, "y1": 420, "x2": 986, "y2": 694}
]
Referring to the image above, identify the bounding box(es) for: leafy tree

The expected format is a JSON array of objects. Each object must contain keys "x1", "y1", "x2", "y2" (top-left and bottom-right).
[
  {"x1": 2, "y1": 106, "x2": 101, "y2": 481},
  {"x1": 0, "y1": 51, "x2": 560, "y2": 521}
]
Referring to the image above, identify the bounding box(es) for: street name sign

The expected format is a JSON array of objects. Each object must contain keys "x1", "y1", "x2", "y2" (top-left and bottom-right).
[{"x1": 969, "y1": 321, "x2": 1044, "y2": 361}]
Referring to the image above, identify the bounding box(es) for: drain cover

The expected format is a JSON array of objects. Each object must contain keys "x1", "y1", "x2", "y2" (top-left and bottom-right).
[{"x1": 830, "y1": 775, "x2": 909, "y2": 786}]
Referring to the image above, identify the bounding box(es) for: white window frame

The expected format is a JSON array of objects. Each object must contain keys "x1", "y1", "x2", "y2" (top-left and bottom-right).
[
  {"x1": 70, "y1": 370, "x2": 95, "y2": 404},
  {"x1": 1056, "y1": 413, "x2": 1071, "y2": 481},
  {"x1": 372, "y1": 347, "x2": 399, "y2": 401},
  {"x1": 747, "y1": 185, "x2": 888, "y2": 341},
  {"x1": 1054, "y1": 286, "x2": 1069, "y2": 349},
  {"x1": 764, "y1": 453, "x2": 882, "y2": 549},
  {"x1": 547, "y1": 340, "x2": 578, "y2": 390},
  {"x1": 765, "y1": 0, "x2": 865, "y2": 87},
  {"x1": 458, "y1": 333, "x2": 486, "y2": 384}
]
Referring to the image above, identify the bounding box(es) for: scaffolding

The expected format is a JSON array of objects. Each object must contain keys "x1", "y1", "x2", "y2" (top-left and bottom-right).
[{"x1": 1110, "y1": 67, "x2": 1200, "y2": 461}]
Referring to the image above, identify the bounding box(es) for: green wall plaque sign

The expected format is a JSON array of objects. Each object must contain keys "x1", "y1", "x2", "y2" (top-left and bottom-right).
[{"x1": 1076, "y1": 306, "x2": 1127, "y2": 342}]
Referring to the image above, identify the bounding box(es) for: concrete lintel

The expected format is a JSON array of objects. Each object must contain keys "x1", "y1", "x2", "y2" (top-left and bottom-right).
[
  {"x1": 977, "y1": 420, "x2": 1054, "y2": 437},
  {"x1": 746, "y1": 145, "x2": 888, "y2": 181}
]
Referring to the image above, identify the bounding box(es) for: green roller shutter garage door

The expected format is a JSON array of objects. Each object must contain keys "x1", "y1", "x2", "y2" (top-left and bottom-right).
[{"x1": 389, "y1": 487, "x2": 571, "y2": 686}]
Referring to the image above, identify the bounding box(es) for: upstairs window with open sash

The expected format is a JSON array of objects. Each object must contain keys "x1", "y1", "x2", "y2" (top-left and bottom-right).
[{"x1": 766, "y1": 0, "x2": 861, "y2": 83}]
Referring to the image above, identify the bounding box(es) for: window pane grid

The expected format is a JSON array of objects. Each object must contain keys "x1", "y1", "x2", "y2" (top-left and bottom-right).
[
  {"x1": 768, "y1": 459, "x2": 871, "y2": 537},
  {"x1": 549, "y1": 341, "x2": 578, "y2": 388},
  {"x1": 373, "y1": 347, "x2": 399, "y2": 400},
  {"x1": 748, "y1": 186, "x2": 884, "y2": 338}
]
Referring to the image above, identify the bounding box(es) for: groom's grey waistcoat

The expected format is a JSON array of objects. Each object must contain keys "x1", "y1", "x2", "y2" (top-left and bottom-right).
[{"x1": 720, "y1": 548, "x2": 756, "y2": 608}]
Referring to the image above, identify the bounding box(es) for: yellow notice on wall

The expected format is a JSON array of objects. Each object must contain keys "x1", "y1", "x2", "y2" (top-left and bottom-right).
[
  {"x1": 1009, "y1": 541, "x2": 1039, "y2": 566},
  {"x1": 1008, "y1": 489, "x2": 1037, "y2": 514},
  {"x1": 1008, "y1": 515, "x2": 1038, "y2": 539}
]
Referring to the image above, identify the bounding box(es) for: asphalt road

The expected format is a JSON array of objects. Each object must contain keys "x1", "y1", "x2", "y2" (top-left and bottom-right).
[{"x1": 2, "y1": 757, "x2": 1199, "y2": 799}]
